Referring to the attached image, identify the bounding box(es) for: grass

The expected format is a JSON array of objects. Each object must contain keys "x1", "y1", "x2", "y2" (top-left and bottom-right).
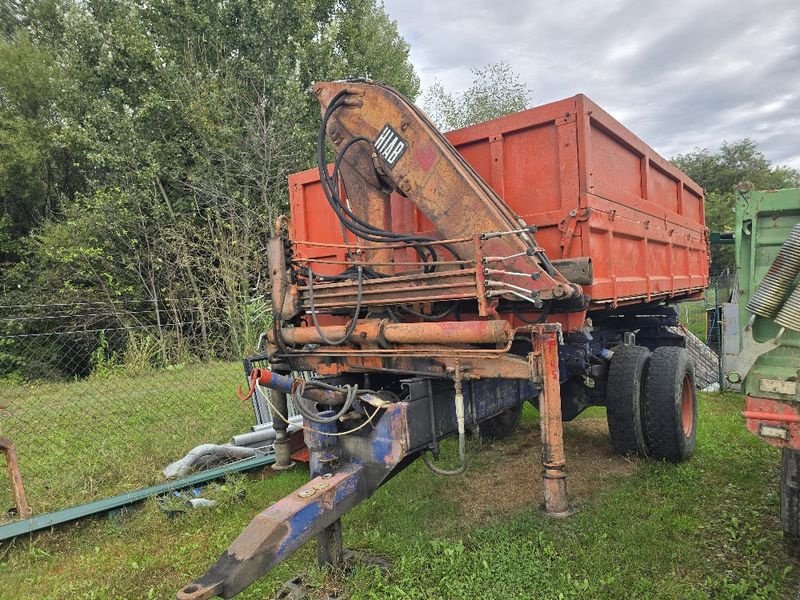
[
  {"x1": 1, "y1": 393, "x2": 797, "y2": 599},
  {"x1": 678, "y1": 301, "x2": 710, "y2": 340},
  {"x1": 0, "y1": 361, "x2": 253, "y2": 517}
]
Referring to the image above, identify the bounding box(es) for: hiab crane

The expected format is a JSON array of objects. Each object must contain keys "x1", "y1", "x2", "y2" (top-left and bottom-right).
[{"x1": 178, "y1": 80, "x2": 709, "y2": 599}]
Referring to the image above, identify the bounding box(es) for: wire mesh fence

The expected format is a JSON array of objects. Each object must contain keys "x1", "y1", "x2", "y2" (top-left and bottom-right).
[
  {"x1": 675, "y1": 266, "x2": 736, "y2": 389},
  {"x1": 0, "y1": 300, "x2": 263, "y2": 523},
  {"x1": 0, "y1": 270, "x2": 737, "y2": 524}
]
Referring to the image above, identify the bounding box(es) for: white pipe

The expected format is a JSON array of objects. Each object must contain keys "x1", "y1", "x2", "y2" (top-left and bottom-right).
[
  {"x1": 231, "y1": 415, "x2": 304, "y2": 447},
  {"x1": 163, "y1": 444, "x2": 258, "y2": 479}
]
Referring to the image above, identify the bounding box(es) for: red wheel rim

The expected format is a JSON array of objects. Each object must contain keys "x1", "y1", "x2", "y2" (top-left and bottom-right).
[{"x1": 681, "y1": 376, "x2": 694, "y2": 437}]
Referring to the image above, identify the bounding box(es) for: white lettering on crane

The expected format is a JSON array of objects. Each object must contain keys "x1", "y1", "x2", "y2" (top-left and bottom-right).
[{"x1": 373, "y1": 124, "x2": 407, "y2": 167}]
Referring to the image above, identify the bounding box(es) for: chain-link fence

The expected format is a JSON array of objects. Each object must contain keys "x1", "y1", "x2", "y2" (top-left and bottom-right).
[
  {"x1": 676, "y1": 266, "x2": 736, "y2": 389},
  {"x1": 0, "y1": 300, "x2": 263, "y2": 523},
  {"x1": 0, "y1": 271, "x2": 738, "y2": 525}
]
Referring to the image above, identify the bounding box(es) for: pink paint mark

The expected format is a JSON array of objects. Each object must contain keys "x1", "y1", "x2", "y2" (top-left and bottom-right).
[{"x1": 415, "y1": 143, "x2": 437, "y2": 172}]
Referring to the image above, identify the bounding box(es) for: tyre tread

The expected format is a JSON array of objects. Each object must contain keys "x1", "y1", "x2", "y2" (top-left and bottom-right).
[
  {"x1": 606, "y1": 345, "x2": 650, "y2": 456},
  {"x1": 644, "y1": 346, "x2": 696, "y2": 462}
]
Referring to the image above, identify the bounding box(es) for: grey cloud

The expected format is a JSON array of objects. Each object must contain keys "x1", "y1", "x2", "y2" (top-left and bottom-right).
[{"x1": 384, "y1": 0, "x2": 800, "y2": 168}]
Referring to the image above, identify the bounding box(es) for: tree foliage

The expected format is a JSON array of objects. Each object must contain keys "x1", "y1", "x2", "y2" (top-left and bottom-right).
[
  {"x1": 423, "y1": 62, "x2": 531, "y2": 131},
  {"x1": 0, "y1": 0, "x2": 419, "y2": 370},
  {"x1": 672, "y1": 139, "x2": 800, "y2": 271}
]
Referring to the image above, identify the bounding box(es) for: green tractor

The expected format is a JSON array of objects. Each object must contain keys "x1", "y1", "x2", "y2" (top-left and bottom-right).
[{"x1": 728, "y1": 187, "x2": 800, "y2": 546}]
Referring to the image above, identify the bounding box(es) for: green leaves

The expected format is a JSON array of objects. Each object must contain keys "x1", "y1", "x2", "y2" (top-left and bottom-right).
[
  {"x1": 672, "y1": 139, "x2": 800, "y2": 271},
  {"x1": 423, "y1": 62, "x2": 532, "y2": 131},
  {"x1": 1, "y1": 0, "x2": 420, "y2": 365}
]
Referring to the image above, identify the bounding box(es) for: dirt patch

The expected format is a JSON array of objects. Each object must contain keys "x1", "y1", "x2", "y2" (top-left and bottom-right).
[{"x1": 451, "y1": 417, "x2": 639, "y2": 523}]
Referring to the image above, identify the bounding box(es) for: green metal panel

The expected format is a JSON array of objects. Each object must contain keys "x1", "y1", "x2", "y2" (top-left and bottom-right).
[
  {"x1": 0, "y1": 453, "x2": 275, "y2": 542},
  {"x1": 735, "y1": 188, "x2": 800, "y2": 400}
]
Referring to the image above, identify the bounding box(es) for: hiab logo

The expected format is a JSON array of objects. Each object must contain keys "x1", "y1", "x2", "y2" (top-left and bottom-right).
[{"x1": 374, "y1": 124, "x2": 408, "y2": 167}]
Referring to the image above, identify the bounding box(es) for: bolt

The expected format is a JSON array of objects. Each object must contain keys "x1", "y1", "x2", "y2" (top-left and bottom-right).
[
  {"x1": 322, "y1": 473, "x2": 333, "y2": 479},
  {"x1": 532, "y1": 273, "x2": 541, "y2": 280},
  {"x1": 298, "y1": 489, "x2": 316, "y2": 498}
]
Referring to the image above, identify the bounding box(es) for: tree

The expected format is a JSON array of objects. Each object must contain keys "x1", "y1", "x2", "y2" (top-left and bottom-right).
[
  {"x1": 423, "y1": 62, "x2": 531, "y2": 131},
  {"x1": 672, "y1": 139, "x2": 800, "y2": 271},
  {"x1": 1, "y1": 0, "x2": 420, "y2": 370}
]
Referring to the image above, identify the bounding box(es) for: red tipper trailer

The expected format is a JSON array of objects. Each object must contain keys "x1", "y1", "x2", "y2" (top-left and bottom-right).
[
  {"x1": 288, "y1": 93, "x2": 708, "y2": 316},
  {"x1": 180, "y1": 85, "x2": 710, "y2": 600}
]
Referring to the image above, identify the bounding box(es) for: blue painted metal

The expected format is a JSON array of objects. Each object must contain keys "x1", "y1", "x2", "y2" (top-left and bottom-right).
[
  {"x1": 176, "y1": 465, "x2": 366, "y2": 600},
  {"x1": 0, "y1": 453, "x2": 275, "y2": 543},
  {"x1": 264, "y1": 371, "x2": 295, "y2": 394}
]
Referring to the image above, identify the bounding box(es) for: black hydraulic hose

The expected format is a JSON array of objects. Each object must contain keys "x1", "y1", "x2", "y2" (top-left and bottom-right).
[
  {"x1": 307, "y1": 264, "x2": 364, "y2": 346},
  {"x1": 513, "y1": 300, "x2": 553, "y2": 324},
  {"x1": 399, "y1": 302, "x2": 458, "y2": 321},
  {"x1": 316, "y1": 90, "x2": 462, "y2": 266},
  {"x1": 292, "y1": 380, "x2": 358, "y2": 424},
  {"x1": 328, "y1": 136, "x2": 440, "y2": 266},
  {"x1": 312, "y1": 86, "x2": 462, "y2": 318}
]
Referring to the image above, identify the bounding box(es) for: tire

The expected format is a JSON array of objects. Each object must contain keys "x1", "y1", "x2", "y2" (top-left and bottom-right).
[
  {"x1": 480, "y1": 404, "x2": 523, "y2": 440},
  {"x1": 781, "y1": 448, "x2": 800, "y2": 550},
  {"x1": 643, "y1": 347, "x2": 697, "y2": 462},
  {"x1": 606, "y1": 345, "x2": 651, "y2": 456}
]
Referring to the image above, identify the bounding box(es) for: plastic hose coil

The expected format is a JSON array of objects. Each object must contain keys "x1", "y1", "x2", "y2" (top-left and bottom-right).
[
  {"x1": 746, "y1": 223, "x2": 800, "y2": 319},
  {"x1": 775, "y1": 286, "x2": 800, "y2": 332}
]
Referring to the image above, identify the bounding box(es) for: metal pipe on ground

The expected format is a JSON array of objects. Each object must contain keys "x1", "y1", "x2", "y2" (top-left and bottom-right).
[{"x1": 163, "y1": 445, "x2": 259, "y2": 480}]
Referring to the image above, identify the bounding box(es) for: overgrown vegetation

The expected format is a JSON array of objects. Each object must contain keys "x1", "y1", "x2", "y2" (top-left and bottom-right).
[
  {"x1": 1, "y1": 394, "x2": 796, "y2": 598},
  {"x1": 0, "y1": 0, "x2": 418, "y2": 375},
  {"x1": 673, "y1": 140, "x2": 800, "y2": 270}
]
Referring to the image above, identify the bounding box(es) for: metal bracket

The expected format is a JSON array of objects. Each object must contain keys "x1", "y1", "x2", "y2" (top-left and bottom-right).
[
  {"x1": 558, "y1": 208, "x2": 591, "y2": 258},
  {"x1": 726, "y1": 320, "x2": 784, "y2": 384}
]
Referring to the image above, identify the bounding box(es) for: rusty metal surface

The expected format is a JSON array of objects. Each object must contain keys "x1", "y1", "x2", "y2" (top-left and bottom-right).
[
  {"x1": 290, "y1": 88, "x2": 707, "y2": 310},
  {"x1": 0, "y1": 438, "x2": 31, "y2": 519},
  {"x1": 743, "y1": 396, "x2": 800, "y2": 449},
  {"x1": 298, "y1": 267, "x2": 481, "y2": 310},
  {"x1": 268, "y1": 237, "x2": 299, "y2": 321},
  {"x1": 313, "y1": 80, "x2": 580, "y2": 303},
  {"x1": 272, "y1": 319, "x2": 513, "y2": 347},
  {"x1": 286, "y1": 351, "x2": 533, "y2": 381},
  {"x1": 176, "y1": 467, "x2": 366, "y2": 600},
  {"x1": 534, "y1": 330, "x2": 573, "y2": 517}
]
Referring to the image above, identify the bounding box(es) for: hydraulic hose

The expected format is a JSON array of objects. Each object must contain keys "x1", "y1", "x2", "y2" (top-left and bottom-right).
[
  {"x1": 292, "y1": 379, "x2": 359, "y2": 424},
  {"x1": 422, "y1": 367, "x2": 467, "y2": 476}
]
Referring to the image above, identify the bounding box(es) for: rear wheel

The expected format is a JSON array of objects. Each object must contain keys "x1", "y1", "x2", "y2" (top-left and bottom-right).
[
  {"x1": 606, "y1": 345, "x2": 650, "y2": 456},
  {"x1": 644, "y1": 347, "x2": 697, "y2": 462},
  {"x1": 480, "y1": 404, "x2": 523, "y2": 440},
  {"x1": 781, "y1": 448, "x2": 800, "y2": 551}
]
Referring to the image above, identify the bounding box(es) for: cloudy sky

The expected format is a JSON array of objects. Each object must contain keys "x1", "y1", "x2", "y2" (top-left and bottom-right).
[{"x1": 382, "y1": 0, "x2": 800, "y2": 168}]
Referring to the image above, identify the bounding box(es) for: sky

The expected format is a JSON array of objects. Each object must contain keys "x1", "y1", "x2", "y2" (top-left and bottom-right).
[{"x1": 382, "y1": 0, "x2": 800, "y2": 169}]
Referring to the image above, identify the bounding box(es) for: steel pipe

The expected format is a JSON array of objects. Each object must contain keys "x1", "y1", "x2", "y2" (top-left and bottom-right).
[
  {"x1": 272, "y1": 319, "x2": 513, "y2": 347},
  {"x1": 535, "y1": 330, "x2": 574, "y2": 517}
]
